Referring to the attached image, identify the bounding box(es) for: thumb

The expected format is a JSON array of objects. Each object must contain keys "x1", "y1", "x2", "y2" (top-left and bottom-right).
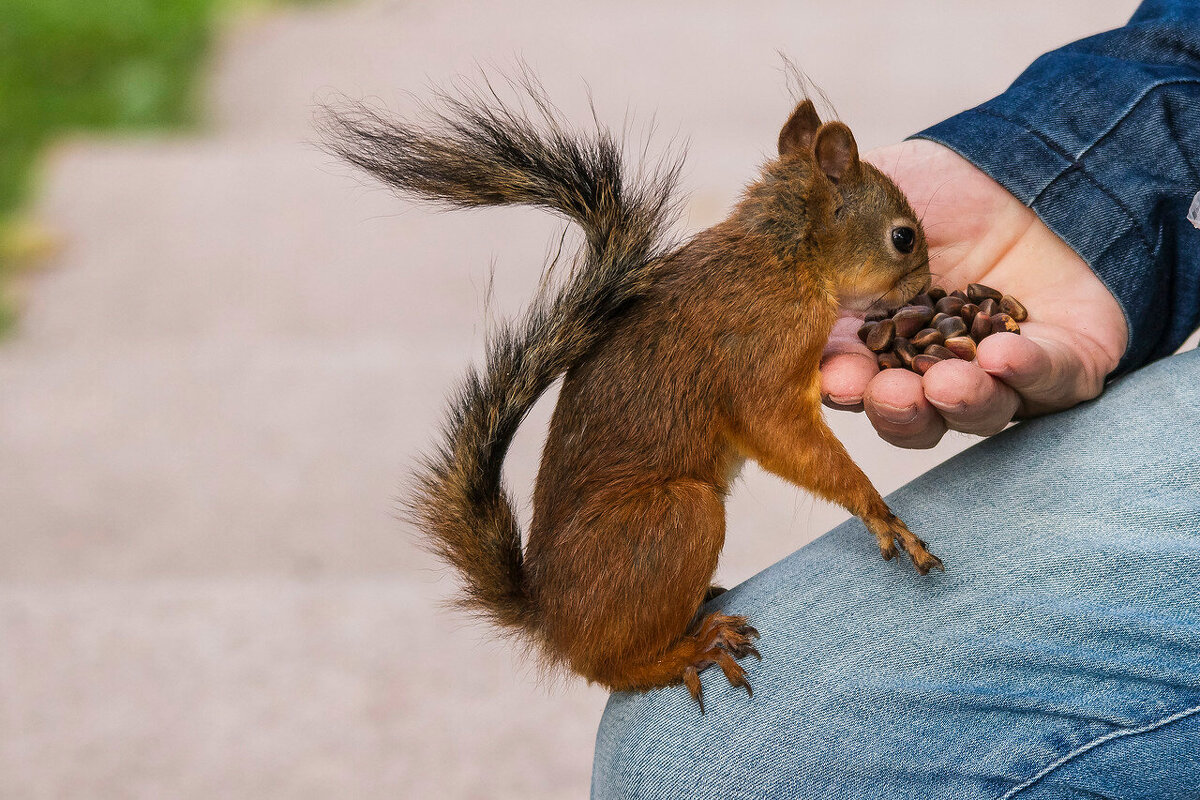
[{"x1": 976, "y1": 329, "x2": 1097, "y2": 416}]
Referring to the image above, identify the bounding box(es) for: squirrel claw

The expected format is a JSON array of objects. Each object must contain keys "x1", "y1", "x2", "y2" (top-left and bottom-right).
[
  {"x1": 909, "y1": 547, "x2": 944, "y2": 575},
  {"x1": 713, "y1": 650, "x2": 753, "y2": 698},
  {"x1": 682, "y1": 665, "x2": 704, "y2": 713},
  {"x1": 681, "y1": 611, "x2": 763, "y2": 711},
  {"x1": 870, "y1": 514, "x2": 943, "y2": 575}
]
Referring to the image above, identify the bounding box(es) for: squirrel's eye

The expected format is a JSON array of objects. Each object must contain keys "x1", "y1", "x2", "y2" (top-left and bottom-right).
[{"x1": 891, "y1": 226, "x2": 916, "y2": 254}]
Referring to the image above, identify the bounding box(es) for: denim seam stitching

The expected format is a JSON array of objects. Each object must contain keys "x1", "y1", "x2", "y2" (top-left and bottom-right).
[
  {"x1": 1041, "y1": 77, "x2": 1200, "y2": 226},
  {"x1": 968, "y1": 106, "x2": 1157, "y2": 254},
  {"x1": 973, "y1": 75, "x2": 1200, "y2": 252},
  {"x1": 1070, "y1": 77, "x2": 1200, "y2": 163},
  {"x1": 1160, "y1": 95, "x2": 1200, "y2": 187},
  {"x1": 995, "y1": 702, "x2": 1200, "y2": 800},
  {"x1": 977, "y1": 76, "x2": 1200, "y2": 166}
]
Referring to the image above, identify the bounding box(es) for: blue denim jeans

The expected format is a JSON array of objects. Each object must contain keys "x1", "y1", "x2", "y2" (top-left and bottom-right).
[{"x1": 591, "y1": 347, "x2": 1200, "y2": 799}]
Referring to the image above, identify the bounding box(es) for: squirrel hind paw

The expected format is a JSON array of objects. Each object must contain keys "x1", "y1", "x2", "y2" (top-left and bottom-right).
[{"x1": 680, "y1": 612, "x2": 763, "y2": 711}]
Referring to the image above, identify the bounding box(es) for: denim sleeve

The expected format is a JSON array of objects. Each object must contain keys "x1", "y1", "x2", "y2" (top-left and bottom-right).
[{"x1": 912, "y1": 0, "x2": 1200, "y2": 375}]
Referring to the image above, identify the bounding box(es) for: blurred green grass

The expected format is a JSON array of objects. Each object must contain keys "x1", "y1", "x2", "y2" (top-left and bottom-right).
[{"x1": 0, "y1": 0, "x2": 321, "y2": 330}]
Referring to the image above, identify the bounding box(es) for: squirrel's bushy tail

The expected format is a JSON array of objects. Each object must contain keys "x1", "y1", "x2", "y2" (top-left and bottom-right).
[{"x1": 320, "y1": 76, "x2": 682, "y2": 633}]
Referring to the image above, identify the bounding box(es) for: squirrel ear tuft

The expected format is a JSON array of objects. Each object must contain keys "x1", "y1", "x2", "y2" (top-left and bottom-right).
[
  {"x1": 777, "y1": 100, "x2": 822, "y2": 158},
  {"x1": 812, "y1": 121, "x2": 860, "y2": 184}
]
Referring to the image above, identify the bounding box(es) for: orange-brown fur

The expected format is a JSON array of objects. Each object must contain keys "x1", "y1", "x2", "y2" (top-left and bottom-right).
[{"x1": 323, "y1": 85, "x2": 942, "y2": 711}]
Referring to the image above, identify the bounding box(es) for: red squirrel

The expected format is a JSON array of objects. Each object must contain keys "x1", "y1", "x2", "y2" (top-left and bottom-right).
[{"x1": 323, "y1": 83, "x2": 942, "y2": 710}]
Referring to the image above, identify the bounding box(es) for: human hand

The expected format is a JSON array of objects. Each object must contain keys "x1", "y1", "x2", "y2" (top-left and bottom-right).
[{"x1": 821, "y1": 140, "x2": 1128, "y2": 448}]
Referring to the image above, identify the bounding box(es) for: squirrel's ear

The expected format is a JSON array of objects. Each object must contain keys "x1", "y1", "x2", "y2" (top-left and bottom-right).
[
  {"x1": 812, "y1": 121, "x2": 860, "y2": 184},
  {"x1": 777, "y1": 100, "x2": 822, "y2": 158}
]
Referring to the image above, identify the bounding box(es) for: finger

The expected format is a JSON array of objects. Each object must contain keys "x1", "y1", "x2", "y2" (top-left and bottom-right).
[
  {"x1": 974, "y1": 331, "x2": 1091, "y2": 415},
  {"x1": 921, "y1": 358, "x2": 1021, "y2": 436},
  {"x1": 821, "y1": 353, "x2": 875, "y2": 411},
  {"x1": 821, "y1": 316, "x2": 877, "y2": 409},
  {"x1": 863, "y1": 368, "x2": 947, "y2": 449}
]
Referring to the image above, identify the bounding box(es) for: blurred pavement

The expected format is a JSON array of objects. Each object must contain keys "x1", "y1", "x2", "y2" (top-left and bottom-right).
[{"x1": 0, "y1": 1, "x2": 1137, "y2": 797}]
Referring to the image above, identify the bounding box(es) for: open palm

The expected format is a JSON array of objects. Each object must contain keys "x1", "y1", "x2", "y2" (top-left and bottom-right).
[{"x1": 820, "y1": 140, "x2": 1128, "y2": 448}]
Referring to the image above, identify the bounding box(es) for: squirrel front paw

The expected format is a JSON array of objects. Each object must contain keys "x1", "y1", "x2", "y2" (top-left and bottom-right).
[{"x1": 870, "y1": 513, "x2": 945, "y2": 575}]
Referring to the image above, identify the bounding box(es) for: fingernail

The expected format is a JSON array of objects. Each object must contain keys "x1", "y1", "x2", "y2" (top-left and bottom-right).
[
  {"x1": 928, "y1": 398, "x2": 967, "y2": 414},
  {"x1": 828, "y1": 394, "x2": 862, "y2": 407},
  {"x1": 874, "y1": 401, "x2": 918, "y2": 424}
]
